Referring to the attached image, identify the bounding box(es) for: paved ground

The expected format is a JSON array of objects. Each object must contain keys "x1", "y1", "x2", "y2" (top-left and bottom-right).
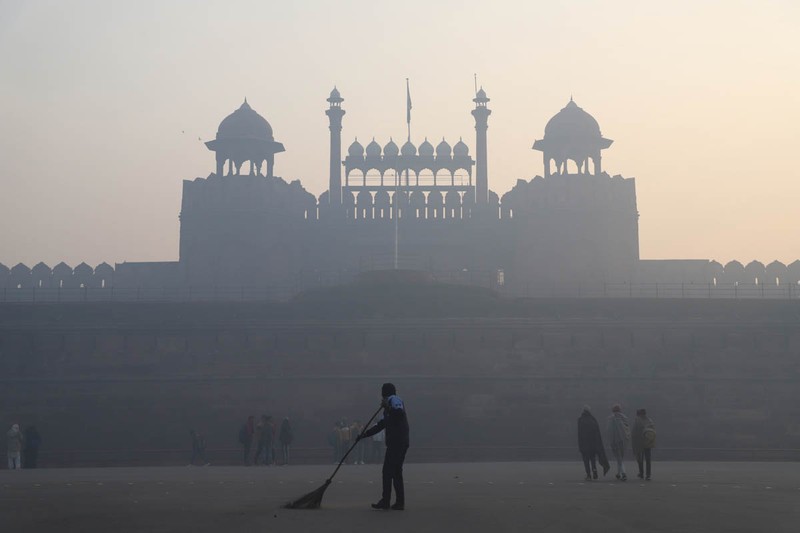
[{"x1": 1, "y1": 462, "x2": 798, "y2": 532}]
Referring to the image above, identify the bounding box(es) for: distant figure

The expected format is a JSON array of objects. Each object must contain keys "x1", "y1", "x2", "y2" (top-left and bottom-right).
[
  {"x1": 278, "y1": 417, "x2": 293, "y2": 465},
  {"x1": 577, "y1": 406, "x2": 609, "y2": 480},
  {"x1": 328, "y1": 422, "x2": 340, "y2": 463},
  {"x1": 370, "y1": 425, "x2": 384, "y2": 464},
  {"x1": 351, "y1": 421, "x2": 365, "y2": 465},
  {"x1": 23, "y1": 426, "x2": 42, "y2": 469},
  {"x1": 254, "y1": 415, "x2": 275, "y2": 465},
  {"x1": 253, "y1": 415, "x2": 266, "y2": 465},
  {"x1": 607, "y1": 404, "x2": 630, "y2": 481},
  {"x1": 632, "y1": 408, "x2": 656, "y2": 480},
  {"x1": 359, "y1": 382, "x2": 410, "y2": 511},
  {"x1": 189, "y1": 429, "x2": 208, "y2": 466},
  {"x1": 238, "y1": 416, "x2": 255, "y2": 466},
  {"x1": 6, "y1": 424, "x2": 24, "y2": 470}
]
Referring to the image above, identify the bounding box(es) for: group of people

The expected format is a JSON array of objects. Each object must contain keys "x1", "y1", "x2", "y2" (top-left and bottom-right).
[
  {"x1": 6, "y1": 424, "x2": 42, "y2": 470},
  {"x1": 238, "y1": 415, "x2": 293, "y2": 466},
  {"x1": 328, "y1": 418, "x2": 384, "y2": 465},
  {"x1": 578, "y1": 404, "x2": 656, "y2": 482}
]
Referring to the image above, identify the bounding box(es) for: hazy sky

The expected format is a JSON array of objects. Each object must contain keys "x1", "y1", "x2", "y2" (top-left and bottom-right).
[{"x1": 1, "y1": 0, "x2": 798, "y2": 267}]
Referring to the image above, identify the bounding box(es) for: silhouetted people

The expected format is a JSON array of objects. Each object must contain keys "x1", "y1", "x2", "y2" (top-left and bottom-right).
[
  {"x1": 632, "y1": 408, "x2": 656, "y2": 480},
  {"x1": 239, "y1": 416, "x2": 255, "y2": 466},
  {"x1": 23, "y1": 426, "x2": 41, "y2": 469},
  {"x1": 7, "y1": 424, "x2": 24, "y2": 470},
  {"x1": 254, "y1": 415, "x2": 275, "y2": 465},
  {"x1": 607, "y1": 404, "x2": 630, "y2": 481},
  {"x1": 189, "y1": 429, "x2": 208, "y2": 466},
  {"x1": 278, "y1": 417, "x2": 293, "y2": 465},
  {"x1": 360, "y1": 382, "x2": 410, "y2": 510},
  {"x1": 577, "y1": 406, "x2": 609, "y2": 480}
]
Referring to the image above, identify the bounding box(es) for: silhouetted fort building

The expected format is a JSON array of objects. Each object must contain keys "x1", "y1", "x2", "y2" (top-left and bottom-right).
[
  {"x1": 2, "y1": 89, "x2": 799, "y2": 295},
  {"x1": 179, "y1": 89, "x2": 639, "y2": 292}
]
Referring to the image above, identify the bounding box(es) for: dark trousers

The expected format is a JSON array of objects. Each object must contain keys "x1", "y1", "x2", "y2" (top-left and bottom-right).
[
  {"x1": 637, "y1": 448, "x2": 652, "y2": 477},
  {"x1": 24, "y1": 449, "x2": 39, "y2": 469},
  {"x1": 190, "y1": 446, "x2": 206, "y2": 465},
  {"x1": 382, "y1": 446, "x2": 408, "y2": 505},
  {"x1": 243, "y1": 443, "x2": 251, "y2": 466},
  {"x1": 254, "y1": 441, "x2": 272, "y2": 465},
  {"x1": 582, "y1": 452, "x2": 597, "y2": 475}
]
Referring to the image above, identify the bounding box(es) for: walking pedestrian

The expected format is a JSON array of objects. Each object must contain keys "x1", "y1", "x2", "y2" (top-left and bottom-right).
[
  {"x1": 6, "y1": 424, "x2": 24, "y2": 470},
  {"x1": 577, "y1": 406, "x2": 609, "y2": 480},
  {"x1": 23, "y1": 426, "x2": 41, "y2": 469},
  {"x1": 359, "y1": 382, "x2": 410, "y2": 510},
  {"x1": 632, "y1": 408, "x2": 656, "y2": 480},
  {"x1": 279, "y1": 417, "x2": 293, "y2": 465},
  {"x1": 607, "y1": 404, "x2": 630, "y2": 481}
]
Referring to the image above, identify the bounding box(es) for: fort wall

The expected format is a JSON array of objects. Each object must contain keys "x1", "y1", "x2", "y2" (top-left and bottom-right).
[{"x1": 2, "y1": 299, "x2": 799, "y2": 466}]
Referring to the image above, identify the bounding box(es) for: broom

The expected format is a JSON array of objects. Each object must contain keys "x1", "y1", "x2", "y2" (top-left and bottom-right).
[{"x1": 283, "y1": 405, "x2": 383, "y2": 509}]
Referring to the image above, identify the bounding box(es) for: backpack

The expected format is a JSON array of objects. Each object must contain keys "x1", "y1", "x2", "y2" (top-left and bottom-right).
[{"x1": 643, "y1": 426, "x2": 656, "y2": 448}]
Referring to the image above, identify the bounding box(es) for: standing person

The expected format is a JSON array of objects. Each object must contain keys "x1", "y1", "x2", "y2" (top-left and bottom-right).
[
  {"x1": 238, "y1": 416, "x2": 255, "y2": 466},
  {"x1": 23, "y1": 426, "x2": 41, "y2": 469},
  {"x1": 607, "y1": 404, "x2": 630, "y2": 481},
  {"x1": 370, "y1": 425, "x2": 384, "y2": 464},
  {"x1": 189, "y1": 429, "x2": 209, "y2": 466},
  {"x1": 577, "y1": 406, "x2": 609, "y2": 480},
  {"x1": 6, "y1": 424, "x2": 24, "y2": 470},
  {"x1": 253, "y1": 415, "x2": 267, "y2": 465},
  {"x1": 359, "y1": 382, "x2": 410, "y2": 511},
  {"x1": 632, "y1": 408, "x2": 656, "y2": 480},
  {"x1": 278, "y1": 417, "x2": 293, "y2": 465},
  {"x1": 351, "y1": 421, "x2": 365, "y2": 465}
]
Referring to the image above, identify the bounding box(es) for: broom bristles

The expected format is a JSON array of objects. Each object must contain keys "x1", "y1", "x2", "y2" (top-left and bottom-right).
[{"x1": 283, "y1": 479, "x2": 331, "y2": 509}]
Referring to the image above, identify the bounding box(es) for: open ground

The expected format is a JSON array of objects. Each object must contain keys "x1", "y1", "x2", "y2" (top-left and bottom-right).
[{"x1": 1, "y1": 461, "x2": 798, "y2": 532}]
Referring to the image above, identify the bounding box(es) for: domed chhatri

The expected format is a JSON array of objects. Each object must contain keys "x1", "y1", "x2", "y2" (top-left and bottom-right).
[
  {"x1": 418, "y1": 137, "x2": 434, "y2": 157},
  {"x1": 366, "y1": 138, "x2": 382, "y2": 158},
  {"x1": 401, "y1": 140, "x2": 417, "y2": 156},
  {"x1": 436, "y1": 138, "x2": 452, "y2": 157},
  {"x1": 217, "y1": 99, "x2": 274, "y2": 140},
  {"x1": 533, "y1": 98, "x2": 613, "y2": 178},
  {"x1": 453, "y1": 137, "x2": 469, "y2": 157},
  {"x1": 383, "y1": 138, "x2": 399, "y2": 157},
  {"x1": 205, "y1": 99, "x2": 286, "y2": 178},
  {"x1": 348, "y1": 138, "x2": 365, "y2": 157}
]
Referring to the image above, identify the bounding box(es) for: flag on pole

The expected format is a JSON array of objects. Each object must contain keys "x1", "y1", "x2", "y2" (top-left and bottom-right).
[{"x1": 406, "y1": 78, "x2": 412, "y2": 126}]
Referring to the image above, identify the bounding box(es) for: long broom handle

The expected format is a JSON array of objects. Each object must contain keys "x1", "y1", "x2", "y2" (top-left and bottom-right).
[{"x1": 326, "y1": 404, "x2": 383, "y2": 483}]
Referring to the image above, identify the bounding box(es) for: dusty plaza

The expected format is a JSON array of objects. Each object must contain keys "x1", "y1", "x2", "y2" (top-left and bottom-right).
[{"x1": 1, "y1": 462, "x2": 799, "y2": 532}]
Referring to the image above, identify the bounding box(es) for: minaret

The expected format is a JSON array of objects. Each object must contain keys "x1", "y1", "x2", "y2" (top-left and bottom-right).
[
  {"x1": 325, "y1": 87, "x2": 345, "y2": 206},
  {"x1": 471, "y1": 87, "x2": 491, "y2": 206}
]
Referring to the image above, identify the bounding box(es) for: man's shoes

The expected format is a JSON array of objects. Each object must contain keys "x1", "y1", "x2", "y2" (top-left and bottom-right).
[
  {"x1": 371, "y1": 500, "x2": 390, "y2": 510},
  {"x1": 592, "y1": 470, "x2": 598, "y2": 480},
  {"x1": 637, "y1": 473, "x2": 644, "y2": 479},
  {"x1": 391, "y1": 502, "x2": 404, "y2": 511},
  {"x1": 615, "y1": 474, "x2": 620, "y2": 480},
  {"x1": 584, "y1": 474, "x2": 592, "y2": 481},
  {"x1": 646, "y1": 475, "x2": 651, "y2": 481},
  {"x1": 620, "y1": 473, "x2": 627, "y2": 481}
]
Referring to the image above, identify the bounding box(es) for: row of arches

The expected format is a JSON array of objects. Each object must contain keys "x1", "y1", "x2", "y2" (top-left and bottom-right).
[
  {"x1": 0, "y1": 262, "x2": 114, "y2": 289},
  {"x1": 709, "y1": 260, "x2": 800, "y2": 286},
  {"x1": 336, "y1": 190, "x2": 500, "y2": 221}
]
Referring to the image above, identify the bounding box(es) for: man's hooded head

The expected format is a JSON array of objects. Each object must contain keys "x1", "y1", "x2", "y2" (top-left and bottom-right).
[{"x1": 381, "y1": 383, "x2": 397, "y2": 398}]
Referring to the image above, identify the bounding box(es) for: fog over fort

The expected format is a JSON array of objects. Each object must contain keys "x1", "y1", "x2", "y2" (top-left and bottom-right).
[{"x1": 1, "y1": 0, "x2": 799, "y2": 268}]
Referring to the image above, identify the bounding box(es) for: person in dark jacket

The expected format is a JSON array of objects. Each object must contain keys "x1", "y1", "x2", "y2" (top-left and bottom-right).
[
  {"x1": 577, "y1": 406, "x2": 609, "y2": 480},
  {"x1": 23, "y1": 426, "x2": 42, "y2": 469},
  {"x1": 359, "y1": 382, "x2": 410, "y2": 510}
]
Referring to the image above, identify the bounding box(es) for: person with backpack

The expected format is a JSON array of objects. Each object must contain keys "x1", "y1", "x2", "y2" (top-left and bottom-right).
[
  {"x1": 607, "y1": 404, "x2": 630, "y2": 481},
  {"x1": 632, "y1": 408, "x2": 656, "y2": 480},
  {"x1": 577, "y1": 406, "x2": 609, "y2": 480}
]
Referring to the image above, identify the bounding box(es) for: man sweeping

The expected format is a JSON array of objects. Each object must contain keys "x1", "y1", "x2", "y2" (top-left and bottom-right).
[{"x1": 358, "y1": 383, "x2": 410, "y2": 510}]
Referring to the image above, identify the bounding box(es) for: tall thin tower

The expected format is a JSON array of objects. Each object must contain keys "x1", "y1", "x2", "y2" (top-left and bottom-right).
[
  {"x1": 471, "y1": 87, "x2": 491, "y2": 206},
  {"x1": 326, "y1": 87, "x2": 345, "y2": 206}
]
